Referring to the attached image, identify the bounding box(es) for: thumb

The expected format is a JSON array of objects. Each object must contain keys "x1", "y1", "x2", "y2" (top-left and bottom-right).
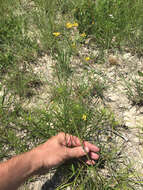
[{"x1": 67, "y1": 146, "x2": 89, "y2": 159}]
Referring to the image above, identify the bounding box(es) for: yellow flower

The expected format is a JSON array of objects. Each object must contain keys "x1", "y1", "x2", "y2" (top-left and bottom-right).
[
  {"x1": 92, "y1": 21, "x2": 95, "y2": 25},
  {"x1": 66, "y1": 22, "x2": 73, "y2": 29},
  {"x1": 85, "y1": 57, "x2": 90, "y2": 61},
  {"x1": 82, "y1": 114, "x2": 87, "y2": 121},
  {"x1": 72, "y1": 42, "x2": 76, "y2": 48},
  {"x1": 72, "y1": 22, "x2": 78, "y2": 27},
  {"x1": 53, "y1": 32, "x2": 60, "y2": 37},
  {"x1": 80, "y1": 33, "x2": 86, "y2": 37}
]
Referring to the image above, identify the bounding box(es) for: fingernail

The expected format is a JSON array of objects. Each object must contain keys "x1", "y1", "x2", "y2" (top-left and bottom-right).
[
  {"x1": 97, "y1": 147, "x2": 100, "y2": 152},
  {"x1": 85, "y1": 146, "x2": 89, "y2": 153}
]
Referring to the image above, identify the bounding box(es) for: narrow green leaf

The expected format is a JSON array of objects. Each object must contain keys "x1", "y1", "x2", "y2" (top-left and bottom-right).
[{"x1": 138, "y1": 71, "x2": 143, "y2": 77}]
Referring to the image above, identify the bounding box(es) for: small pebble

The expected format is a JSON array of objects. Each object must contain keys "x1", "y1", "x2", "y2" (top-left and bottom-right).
[{"x1": 108, "y1": 55, "x2": 119, "y2": 65}]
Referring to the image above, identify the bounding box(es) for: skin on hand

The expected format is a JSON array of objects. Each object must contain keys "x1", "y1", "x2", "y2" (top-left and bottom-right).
[{"x1": 33, "y1": 132, "x2": 100, "y2": 171}]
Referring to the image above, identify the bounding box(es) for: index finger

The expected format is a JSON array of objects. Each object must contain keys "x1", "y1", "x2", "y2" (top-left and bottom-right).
[{"x1": 83, "y1": 141, "x2": 100, "y2": 153}]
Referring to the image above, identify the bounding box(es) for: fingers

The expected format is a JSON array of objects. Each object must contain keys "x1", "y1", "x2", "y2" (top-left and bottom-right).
[
  {"x1": 66, "y1": 146, "x2": 89, "y2": 159},
  {"x1": 66, "y1": 147, "x2": 99, "y2": 167},
  {"x1": 81, "y1": 152, "x2": 99, "y2": 165},
  {"x1": 57, "y1": 132, "x2": 100, "y2": 166},
  {"x1": 89, "y1": 152, "x2": 99, "y2": 160},
  {"x1": 57, "y1": 132, "x2": 100, "y2": 153},
  {"x1": 66, "y1": 146, "x2": 99, "y2": 161},
  {"x1": 58, "y1": 132, "x2": 81, "y2": 147},
  {"x1": 86, "y1": 160, "x2": 95, "y2": 165},
  {"x1": 83, "y1": 141, "x2": 100, "y2": 153}
]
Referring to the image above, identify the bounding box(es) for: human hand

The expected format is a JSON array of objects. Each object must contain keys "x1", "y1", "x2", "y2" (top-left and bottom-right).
[
  {"x1": 33, "y1": 132, "x2": 100, "y2": 171},
  {"x1": 0, "y1": 132, "x2": 99, "y2": 190}
]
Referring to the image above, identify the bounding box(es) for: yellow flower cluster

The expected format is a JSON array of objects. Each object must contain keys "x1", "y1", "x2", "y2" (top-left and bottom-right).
[
  {"x1": 53, "y1": 32, "x2": 60, "y2": 37},
  {"x1": 66, "y1": 22, "x2": 78, "y2": 29},
  {"x1": 82, "y1": 114, "x2": 87, "y2": 121}
]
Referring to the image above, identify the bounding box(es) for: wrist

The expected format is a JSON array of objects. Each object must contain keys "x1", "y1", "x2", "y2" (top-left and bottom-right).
[
  {"x1": 29, "y1": 144, "x2": 52, "y2": 175},
  {"x1": 28, "y1": 148, "x2": 43, "y2": 175}
]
